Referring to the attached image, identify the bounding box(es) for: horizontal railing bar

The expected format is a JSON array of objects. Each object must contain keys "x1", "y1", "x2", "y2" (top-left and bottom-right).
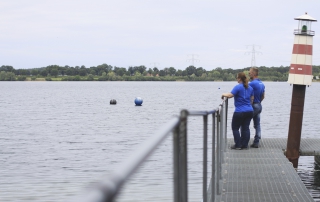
[
  {"x1": 77, "y1": 117, "x2": 180, "y2": 202},
  {"x1": 188, "y1": 110, "x2": 217, "y2": 116},
  {"x1": 299, "y1": 151, "x2": 320, "y2": 156}
]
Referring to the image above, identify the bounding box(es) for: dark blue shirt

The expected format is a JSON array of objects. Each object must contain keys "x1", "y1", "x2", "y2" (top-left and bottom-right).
[
  {"x1": 231, "y1": 83, "x2": 254, "y2": 112},
  {"x1": 249, "y1": 79, "x2": 265, "y2": 103}
]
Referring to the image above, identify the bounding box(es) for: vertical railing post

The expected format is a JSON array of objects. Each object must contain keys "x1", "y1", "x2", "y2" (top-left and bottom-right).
[
  {"x1": 221, "y1": 101, "x2": 226, "y2": 160},
  {"x1": 173, "y1": 124, "x2": 180, "y2": 202},
  {"x1": 203, "y1": 114, "x2": 208, "y2": 202},
  {"x1": 219, "y1": 104, "x2": 224, "y2": 167},
  {"x1": 216, "y1": 109, "x2": 221, "y2": 195},
  {"x1": 224, "y1": 99, "x2": 228, "y2": 151},
  {"x1": 211, "y1": 112, "x2": 216, "y2": 202},
  {"x1": 179, "y1": 110, "x2": 188, "y2": 202}
]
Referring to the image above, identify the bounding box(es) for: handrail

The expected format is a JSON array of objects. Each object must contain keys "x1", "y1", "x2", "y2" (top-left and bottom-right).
[
  {"x1": 75, "y1": 99, "x2": 229, "y2": 202},
  {"x1": 76, "y1": 117, "x2": 180, "y2": 202},
  {"x1": 188, "y1": 110, "x2": 217, "y2": 116}
]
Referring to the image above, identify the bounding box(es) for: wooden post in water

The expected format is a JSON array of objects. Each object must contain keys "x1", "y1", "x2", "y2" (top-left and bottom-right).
[
  {"x1": 286, "y1": 13, "x2": 317, "y2": 168},
  {"x1": 315, "y1": 156, "x2": 320, "y2": 165},
  {"x1": 286, "y1": 85, "x2": 305, "y2": 168}
]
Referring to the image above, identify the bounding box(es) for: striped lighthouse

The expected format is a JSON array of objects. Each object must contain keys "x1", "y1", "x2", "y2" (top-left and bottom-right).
[
  {"x1": 288, "y1": 13, "x2": 317, "y2": 85},
  {"x1": 286, "y1": 13, "x2": 317, "y2": 168}
]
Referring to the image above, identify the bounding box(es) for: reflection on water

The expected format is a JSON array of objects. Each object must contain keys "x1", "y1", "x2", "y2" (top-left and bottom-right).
[{"x1": 297, "y1": 156, "x2": 320, "y2": 201}]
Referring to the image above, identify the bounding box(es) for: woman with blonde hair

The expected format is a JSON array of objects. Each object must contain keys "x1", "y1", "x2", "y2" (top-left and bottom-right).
[{"x1": 221, "y1": 72, "x2": 254, "y2": 150}]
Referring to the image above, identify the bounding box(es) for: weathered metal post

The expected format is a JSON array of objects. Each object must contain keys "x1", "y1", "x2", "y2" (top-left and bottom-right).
[{"x1": 286, "y1": 13, "x2": 317, "y2": 168}]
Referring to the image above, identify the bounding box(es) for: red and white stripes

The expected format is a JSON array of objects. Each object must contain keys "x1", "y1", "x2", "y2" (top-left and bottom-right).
[{"x1": 288, "y1": 35, "x2": 313, "y2": 85}]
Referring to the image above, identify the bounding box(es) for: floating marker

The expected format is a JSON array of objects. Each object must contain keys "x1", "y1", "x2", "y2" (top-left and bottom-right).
[
  {"x1": 134, "y1": 97, "x2": 143, "y2": 106},
  {"x1": 110, "y1": 99, "x2": 117, "y2": 105}
]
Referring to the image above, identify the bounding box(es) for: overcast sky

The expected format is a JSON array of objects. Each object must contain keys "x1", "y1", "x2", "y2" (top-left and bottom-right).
[{"x1": 1, "y1": 0, "x2": 320, "y2": 70}]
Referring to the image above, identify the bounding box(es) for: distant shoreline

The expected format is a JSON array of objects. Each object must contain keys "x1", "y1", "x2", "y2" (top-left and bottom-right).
[
  {"x1": 4, "y1": 77, "x2": 320, "y2": 82},
  {"x1": 2, "y1": 65, "x2": 320, "y2": 82}
]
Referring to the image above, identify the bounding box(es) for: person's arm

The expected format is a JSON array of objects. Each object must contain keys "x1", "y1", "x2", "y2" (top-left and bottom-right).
[
  {"x1": 261, "y1": 92, "x2": 265, "y2": 102},
  {"x1": 221, "y1": 92, "x2": 234, "y2": 99},
  {"x1": 251, "y1": 96, "x2": 254, "y2": 105}
]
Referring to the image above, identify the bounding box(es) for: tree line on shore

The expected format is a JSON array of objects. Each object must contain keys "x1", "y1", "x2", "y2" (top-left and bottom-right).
[{"x1": 1, "y1": 64, "x2": 320, "y2": 81}]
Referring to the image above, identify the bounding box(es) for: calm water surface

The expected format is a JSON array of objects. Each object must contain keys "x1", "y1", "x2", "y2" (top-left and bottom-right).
[{"x1": 0, "y1": 81, "x2": 319, "y2": 201}]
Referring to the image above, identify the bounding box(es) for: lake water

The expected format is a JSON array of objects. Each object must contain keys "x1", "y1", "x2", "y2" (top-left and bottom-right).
[{"x1": 0, "y1": 81, "x2": 319, "y2": 202}]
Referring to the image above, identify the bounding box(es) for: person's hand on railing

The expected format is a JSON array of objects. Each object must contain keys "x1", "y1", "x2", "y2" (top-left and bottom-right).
[{"x1": 221, "y1": 92, "x2": 234, "y2": 100}]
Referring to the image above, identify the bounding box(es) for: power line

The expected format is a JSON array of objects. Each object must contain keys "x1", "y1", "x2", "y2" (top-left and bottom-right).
[
  {"x1": 245, "y1": 45, "x2": 262, "y2": 68},
  {"x1": 186, "y1": 54, "x2": 200, "y2": 66}
]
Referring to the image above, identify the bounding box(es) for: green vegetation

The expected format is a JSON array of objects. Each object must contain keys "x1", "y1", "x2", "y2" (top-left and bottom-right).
[{"x1": 1, "y1": 64, "x2": 320, "y2": 82}]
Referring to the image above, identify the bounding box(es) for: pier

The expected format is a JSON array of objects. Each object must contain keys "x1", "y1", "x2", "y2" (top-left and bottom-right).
[{"x1": 210, "y1": 138, "x2": 320, "y2": 202}]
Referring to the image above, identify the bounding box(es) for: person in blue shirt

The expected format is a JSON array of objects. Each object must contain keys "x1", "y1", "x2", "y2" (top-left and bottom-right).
[
  {"x1": 221, "y1": 72, "x2": 254, "y2": 150},
  {"x1": 249, "y1": 67, "x2": 265, "y2": 148}
]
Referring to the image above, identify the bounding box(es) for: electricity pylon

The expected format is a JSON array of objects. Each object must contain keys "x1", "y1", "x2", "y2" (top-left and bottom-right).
[
  {"x1": 150, "y1": 62, "x2": 160, "y2": 68},
  {"x1": 186, "y1": 54, "x2": 200, "y2": 66},
  {"x1": 245, "y1": 45, "x2": 262, "y2": 68}
]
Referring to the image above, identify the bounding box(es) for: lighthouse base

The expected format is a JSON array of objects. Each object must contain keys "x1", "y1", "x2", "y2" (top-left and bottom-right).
[{"x1": 288, "y1": 74, "x2": 313, "y2": 85}]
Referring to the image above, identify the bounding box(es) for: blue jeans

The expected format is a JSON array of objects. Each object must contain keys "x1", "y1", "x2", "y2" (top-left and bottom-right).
[
  {"x1": 231, "y1": 111, "x2": 253, "y2": 148},
  {"x1": 252, "y1": 103, "x2": 262, "y2": 144}
]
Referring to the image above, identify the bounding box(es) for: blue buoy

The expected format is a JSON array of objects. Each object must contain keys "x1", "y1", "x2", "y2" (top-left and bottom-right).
[{"x1": 134, "y1": 97, "x2": 143, "y2": 106}]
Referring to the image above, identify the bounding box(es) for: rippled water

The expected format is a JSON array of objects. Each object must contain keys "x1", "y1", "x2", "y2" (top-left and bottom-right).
[
  {"x1": 298, "y1": 157, "x2": 320, "y2": 202},
  {"x1": 0, "y1": 81, "x2": 319, "y2": 201}
]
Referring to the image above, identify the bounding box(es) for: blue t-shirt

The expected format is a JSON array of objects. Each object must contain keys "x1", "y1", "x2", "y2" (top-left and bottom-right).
[
  {"x1": 231, "y1": 84, "x2": 254, "y2": 112},
  {"x1": 249, "y1": 79, "x2": 265, "y2": 103}
]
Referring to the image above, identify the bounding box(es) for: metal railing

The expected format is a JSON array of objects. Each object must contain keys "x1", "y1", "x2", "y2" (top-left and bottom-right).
[
  {"x1": 294, "y1": 29, "x2": 315, "y2": 36},
  {"x1": 76, "y1": 99, "x2": 229, "y2": 202}
]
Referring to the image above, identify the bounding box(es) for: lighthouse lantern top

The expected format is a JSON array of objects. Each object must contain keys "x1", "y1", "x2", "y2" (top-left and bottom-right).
[
  {"x1": 294, "y1": 13, "x2": 317, "y2": 22},
  {"x1": 294, "y1": 13, "x2": 317, "y2": 36}
]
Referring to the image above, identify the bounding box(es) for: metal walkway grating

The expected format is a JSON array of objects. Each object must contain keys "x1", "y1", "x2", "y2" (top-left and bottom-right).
[
  {"x1": 214, "y1": 138, "x2": 319, "y2": 202},
  {"x1": 254, "y1": 138, "x2": 320, "y2": 155}
]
